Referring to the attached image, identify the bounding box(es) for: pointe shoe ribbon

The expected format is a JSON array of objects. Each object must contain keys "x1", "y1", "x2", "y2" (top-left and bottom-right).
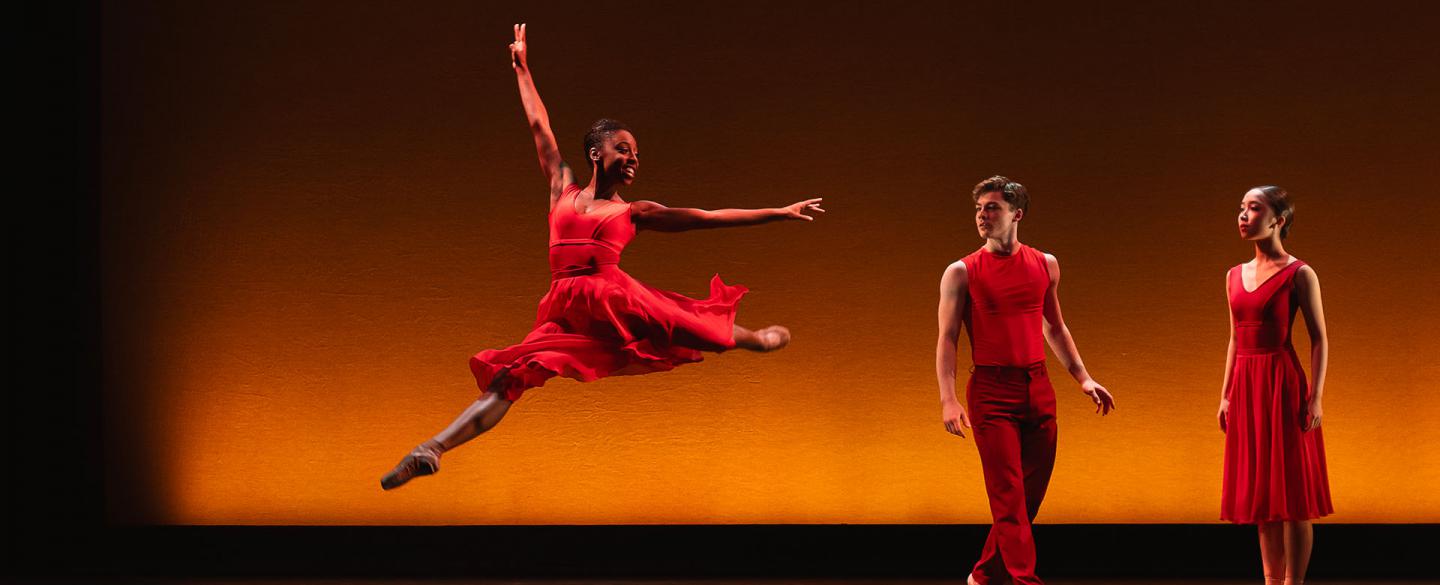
[{"x1": 379, "y1": 443, "x2": 442, "y2": 491}]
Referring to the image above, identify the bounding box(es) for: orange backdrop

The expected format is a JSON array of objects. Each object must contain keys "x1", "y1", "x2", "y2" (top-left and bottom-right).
[{"x1": 100, "y1": 1, "x2": 1440, "y2": 525}]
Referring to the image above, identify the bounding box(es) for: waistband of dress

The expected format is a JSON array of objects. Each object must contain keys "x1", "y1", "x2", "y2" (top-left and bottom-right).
[
  {"x1": 550, "y1": 262, "x2": 620, "y2": 278},
  {"x1": 1235, "y1": 345, "x2": 1292, "y2": 356},
  {"x1": 550, "y1": 238, "x2": 621, "y2": 251}
]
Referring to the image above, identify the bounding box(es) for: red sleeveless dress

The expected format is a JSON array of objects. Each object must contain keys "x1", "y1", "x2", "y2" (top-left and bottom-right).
[
  {"x1": 469, "y1": 184, "x2": 748, "y2": 401},
  {"x1": 1221, "y1": 260, "x2": 1333, "y2": 523}
]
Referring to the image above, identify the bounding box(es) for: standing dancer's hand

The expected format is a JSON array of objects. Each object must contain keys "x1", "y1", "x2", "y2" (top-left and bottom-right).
[
  {"x1": 1302, "y1": 398, "x2": 1323, "y2": 431},
  {"x1": 1217, "y1": 397, "x2": 1230, "y2": 432},
  {"x1": 781, "y1": 198, "x2": 825, "y2": 221},
  {"x1": 510, "y1": 23, "x2": 528, "y2": 70},
  {"x1": 941, "y1": 399, "x2": 972, "y2": 438},
  {"x1": 1081, "y1": 379, "x2": 1115, "y2": 415}
]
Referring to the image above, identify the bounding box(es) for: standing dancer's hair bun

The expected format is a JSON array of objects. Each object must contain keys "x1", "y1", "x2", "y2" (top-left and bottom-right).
[{"x1": 1253, "y1": 185, "x2": 1294, "y2": 239}]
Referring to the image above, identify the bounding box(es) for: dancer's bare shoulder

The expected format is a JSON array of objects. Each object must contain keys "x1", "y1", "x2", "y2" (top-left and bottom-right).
[
  {"x1": 1042, "y1": 252, "x2": 1061, "y2": 283},
  {"x1": 940, "y1": 259, "x2": 969, "y2": 294}
]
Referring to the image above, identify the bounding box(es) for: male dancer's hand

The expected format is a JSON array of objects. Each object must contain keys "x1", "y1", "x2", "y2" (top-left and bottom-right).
[
  {"x1": 941, "y1": 399, "x2": 972, "y2": 438},
  {"x1": 510, "y1": 23, "x2": 528, "y2": 70},
  {"x1": 1081, "y1": 379, "x2": 1115, "y2": 415}
]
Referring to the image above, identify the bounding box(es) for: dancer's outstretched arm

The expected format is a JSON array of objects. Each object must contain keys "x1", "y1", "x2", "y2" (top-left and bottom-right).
[
  {"x1": 1040, "y1": 253, "x2": 1116, "y2": 415},
  {"x1": 631, "y1": 198, "x2": 824, "y2": 232},
  {"x1": 510, "y1": 23, "x2": 574, "y2": 207},
  {"x1": 936, "y1": 261, "x2": 973, "y2": 438},
  {"x1": 1294, "y1": 265, "x2": 1329, "y2": 431}
]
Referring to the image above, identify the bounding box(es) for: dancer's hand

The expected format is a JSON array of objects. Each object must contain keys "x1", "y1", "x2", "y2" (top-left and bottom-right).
[
  {"x1": 1217, "y1": 397, "x2": 1230, "y2": 433},
  {"x1": 1302, "y1": 398, "x2": 1323, "y2": 431},
  {"x1": 941, "y1": 399, "x2": 971, "y2": 438},
  {"x1": 510, "y1": 23, "x2": 528, "y2": 70},
  {"x1": 1081, "y1": 379, "x2": 1115, "y2": 415},
  {"x1": 781, "y1": 198, "x2": 825, "y2": 221}
]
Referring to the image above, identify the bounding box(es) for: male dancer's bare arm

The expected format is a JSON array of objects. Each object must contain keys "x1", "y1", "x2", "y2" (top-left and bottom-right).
[
  {"x1": 1219, "y1": 277, "x2": 1237, "y2": 432},
  {"x1": 630, "y1": 198, "x2": 824, "y2": 232},
  {"x1": 510, "y1": 24, "x2": 575, "y2": 205},
  {"x1": 1294, "y1": 265, "x2": 1329, "y2": 431},
  {"x1": 936, "y1": 261, "x2": 972, "y2": 437},
  {"x1": 1040, "y1": 254, "x2": 1116, "y2": 414}
]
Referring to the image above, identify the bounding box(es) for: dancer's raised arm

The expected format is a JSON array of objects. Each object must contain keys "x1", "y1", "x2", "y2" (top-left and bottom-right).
[
  {"x1": 631, "y1": 198, "x2": 824, "y2": 232},
  {"x1": 510, "y1": 23, "x2": 574, "y2": 206}
]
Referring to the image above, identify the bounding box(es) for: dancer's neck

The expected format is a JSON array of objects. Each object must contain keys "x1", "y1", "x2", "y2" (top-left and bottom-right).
[
  {"x1": 984, "y1": 232, "x2": 1022, "y2": 256},
  {"x1": 1251, "y1": 236, "x2": 1288, "y2": 265},
  {"x1": 585, "y1": 174, "x2": 623, "y2": 200}
]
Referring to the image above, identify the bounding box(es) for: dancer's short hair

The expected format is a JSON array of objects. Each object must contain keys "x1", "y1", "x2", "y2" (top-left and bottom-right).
[
  {"x1": 972, "y1": 176, "x2": 1030, "y2": 213},
  {"x1": 583, "y1": 119, "x2": 632, "y2": 165},
  {"x1": 1252, "y1": 185, "x2": 1294, "y2": 239}
]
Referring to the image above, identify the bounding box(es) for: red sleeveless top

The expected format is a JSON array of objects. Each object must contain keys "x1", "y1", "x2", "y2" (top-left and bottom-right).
[
  {"x1": 547, "y1": 184, "x2": 636, "y2": 278},
  {"x1": 961, "y1": 244, "x2": 1050, "y2": 367}
]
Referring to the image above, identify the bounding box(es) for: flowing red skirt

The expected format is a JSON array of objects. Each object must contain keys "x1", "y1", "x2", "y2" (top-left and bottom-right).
[
  {"x1": 470, "y1": 268, "x2": 747, "y2": 401},
  {"x1": 1221, "y1": 350, "x2": 1333, "y2": 523}
]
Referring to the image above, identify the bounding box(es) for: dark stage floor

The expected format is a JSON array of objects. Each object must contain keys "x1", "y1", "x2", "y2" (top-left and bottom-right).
[{"x1": 9, "y1": 579, "x2": 1437, "y2": 585}]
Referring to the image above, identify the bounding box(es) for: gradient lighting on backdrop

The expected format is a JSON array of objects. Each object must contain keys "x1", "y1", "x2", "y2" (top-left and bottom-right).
[{"x1": 100, "y1": 2, "x2": 1440, "y2": 524}]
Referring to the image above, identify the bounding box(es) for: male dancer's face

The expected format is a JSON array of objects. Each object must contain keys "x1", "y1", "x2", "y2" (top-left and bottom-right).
[{"x1": 975, "y1": 192, "x2": 1022, "y2": 241}]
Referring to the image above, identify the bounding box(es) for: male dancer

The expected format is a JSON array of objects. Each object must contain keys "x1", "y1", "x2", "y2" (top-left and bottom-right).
[{"x1": 935, "y1": 176, "x2": 1116, "y2": 585}]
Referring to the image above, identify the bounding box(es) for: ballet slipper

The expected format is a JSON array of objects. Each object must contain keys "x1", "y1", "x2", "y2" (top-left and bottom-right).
[
  {"x1": 966, "y1": 573, "x2": 980, "y2": 585},
  {"x1": 756, "y1": 325, "x2": 791, "y2": 352},
  {"x1": 380, "y1": 441, "x2": 443, "y2": 490}
]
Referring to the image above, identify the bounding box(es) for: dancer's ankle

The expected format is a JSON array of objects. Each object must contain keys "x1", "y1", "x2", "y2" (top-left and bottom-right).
[{"x1": 421, "y1": 439, "x2": 447, "y2": 454}]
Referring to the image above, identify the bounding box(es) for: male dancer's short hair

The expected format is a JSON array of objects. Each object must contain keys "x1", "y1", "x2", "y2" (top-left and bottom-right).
[{"x1": 972, "y1": 176, "x2": 1030, "y2": 213}]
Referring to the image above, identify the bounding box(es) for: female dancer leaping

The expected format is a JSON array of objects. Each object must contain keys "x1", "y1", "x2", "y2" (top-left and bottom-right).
[{"x1": 381, "y1": 24, "x2": 823, "y2": 490}]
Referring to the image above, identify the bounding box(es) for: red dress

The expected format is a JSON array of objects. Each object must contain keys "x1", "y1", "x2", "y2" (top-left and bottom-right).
[
  {"x1": 470, "y1": 184, "x2": 748, "y2": 401},
  {"x1": 1221, "y1": 260, "x2": 1333, "y2": 523}
]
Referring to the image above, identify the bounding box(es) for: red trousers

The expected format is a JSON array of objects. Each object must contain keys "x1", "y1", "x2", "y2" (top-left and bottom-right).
[{"x1": 967, "y1": 363, "x2": 1058, "y2": 585}]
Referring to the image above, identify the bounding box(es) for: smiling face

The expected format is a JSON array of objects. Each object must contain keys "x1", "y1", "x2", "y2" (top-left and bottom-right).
[
  {"x1": 590, "y1": 130, "x2": 639, "y2": 186},
  {"x1": 1237, "y1": 188, "x2": 1282, "y2": 240},
  {"x1": 975, "y1": 191, "x2": 1022, "y2": 240}
]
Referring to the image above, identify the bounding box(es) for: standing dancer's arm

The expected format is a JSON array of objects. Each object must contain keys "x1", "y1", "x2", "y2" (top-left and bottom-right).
[
  {"x1": 1040, "y1": 253, "x2": 1116, "y2": 415},
  {"x1": 936, "y1": 261, "x2": 972, "y2": 438},
  {"x1": 510, "y1": 23, "x2": 574, "y2": 207},
  {"x1": 1219, "y1": 276, "x2": 1237, "y2": 432},
  {"x1": 630, "y1": 198, "x2": 824, "y2": 231},
  {"x1": 1294, "y1": 265, "x2": 1329, "y2": 431}
]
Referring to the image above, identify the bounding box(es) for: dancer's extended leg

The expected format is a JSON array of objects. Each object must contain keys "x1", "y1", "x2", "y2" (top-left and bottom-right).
[
  {"x1": 733, "y1": 324, "x2": 790, "y2": 352},
  {"x1": 380, "y1": 382, "x2": 514, "y2": 490}
]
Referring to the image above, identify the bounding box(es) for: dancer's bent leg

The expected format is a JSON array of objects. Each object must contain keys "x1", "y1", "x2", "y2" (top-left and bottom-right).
[
  {"x1": 380, "y1": 377, "x2": 515, "y2": 490},
  {"x1": 431, "y1": 390, "x2": 514, "y2": 450}
]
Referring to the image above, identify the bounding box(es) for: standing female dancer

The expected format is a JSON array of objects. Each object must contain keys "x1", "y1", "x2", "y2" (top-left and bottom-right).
[
  {"x1": 381, "y1": 24, "x2": 823, "y2": 490},
  {"x1": 1220, "y1": 186, "x2": 1332, "y2": 585}
]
